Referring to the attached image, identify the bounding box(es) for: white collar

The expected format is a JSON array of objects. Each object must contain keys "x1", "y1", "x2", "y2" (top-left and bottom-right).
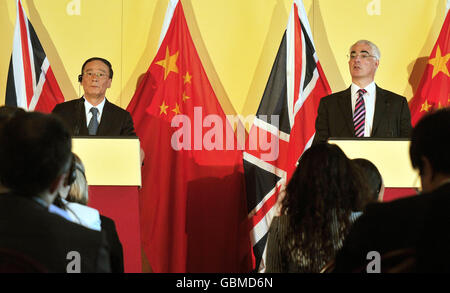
[
  {"x1": 83, "y1": 97, "x2": 106, "y2": 114},
  {"x1": 351, "y1": 81, "x2": 376, "y2": 96}
]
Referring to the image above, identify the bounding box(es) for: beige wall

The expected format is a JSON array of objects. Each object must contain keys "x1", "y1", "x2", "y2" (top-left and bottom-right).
[{"x1": 0, "y1": 0, "x2": 447, "y2": 119}]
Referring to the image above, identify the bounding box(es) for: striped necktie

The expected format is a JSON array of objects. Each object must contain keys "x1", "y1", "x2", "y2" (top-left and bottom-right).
[{"x1": 353, "y1": 89, "x2": 366, "y2": 137}]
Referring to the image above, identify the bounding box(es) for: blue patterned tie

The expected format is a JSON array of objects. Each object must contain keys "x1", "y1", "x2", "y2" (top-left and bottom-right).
[
  {"x1": 353, "y1": 89, "x2": 366, "y2": 137},
  {"x1": 88, "y1": 107, "x2": 99, "y2": 135}
]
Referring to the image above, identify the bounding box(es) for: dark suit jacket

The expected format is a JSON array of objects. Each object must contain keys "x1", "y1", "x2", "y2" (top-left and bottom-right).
[
  {"x1": 333, "y1": 182, "x2": 450, "y2": 272},
  {"x1": 312, "y1": 85, "x2": 412, "y2": 145},
  {"x1": 100, "y1": 215, "x2": 124, "y2": 273},
  {"x1": 0, "y1": 193, "x2": 111, "y2": 272},
  {"x1": 52, "y1": 98, "x2": 136, "y2": 136}
]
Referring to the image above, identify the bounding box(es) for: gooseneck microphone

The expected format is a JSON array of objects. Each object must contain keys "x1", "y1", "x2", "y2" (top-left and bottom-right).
[
  {"x1": 74, "y1": 99, "x2": 82, "y2": 136},
  {"x1": 74, "y1": 73, "x2": 84, "y2": 136}
]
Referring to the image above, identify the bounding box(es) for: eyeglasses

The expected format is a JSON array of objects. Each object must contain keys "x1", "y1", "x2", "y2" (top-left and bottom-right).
[
  {"x1": 83, "y1": 72, "x2": 109, "y2": 79},
  {"x1": 348, "y1": 53, "x2": 377, "y2": 60}
]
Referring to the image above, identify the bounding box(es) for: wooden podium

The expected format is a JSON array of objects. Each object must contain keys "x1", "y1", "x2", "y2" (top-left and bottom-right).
[
  {"x1": 72, "y1": 137, "x2": 142, "y2": 273},
  {"x1": 328, "y1": 138, "x2": 419, "y2": 201}
]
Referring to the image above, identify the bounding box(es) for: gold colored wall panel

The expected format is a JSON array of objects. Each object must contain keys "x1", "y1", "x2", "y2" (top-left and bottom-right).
[{"x1": 0, "y1": 0, "x2": 446, "y2": 122}]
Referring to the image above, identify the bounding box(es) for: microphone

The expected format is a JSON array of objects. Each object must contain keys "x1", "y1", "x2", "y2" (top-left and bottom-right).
[
  {"x1": 74, "y1": 97, "x2": 82, "y2": 136},
  {"x1": 74, "y1": 74, "x2": 83, "y2": 136}
]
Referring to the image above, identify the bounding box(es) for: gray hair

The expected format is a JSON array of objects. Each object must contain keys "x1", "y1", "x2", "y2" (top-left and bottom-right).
[{"x1": 350, "y1": 40, "x2": 381, "y2": 60}]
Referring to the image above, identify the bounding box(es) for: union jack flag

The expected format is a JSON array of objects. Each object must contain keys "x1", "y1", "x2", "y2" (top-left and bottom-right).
[
  {"x1": 243, "y1": 0, "x2": 331, "y2": 272},
  {"x1": 6, "y1": 0, "x2": 64, "y2": 112}
]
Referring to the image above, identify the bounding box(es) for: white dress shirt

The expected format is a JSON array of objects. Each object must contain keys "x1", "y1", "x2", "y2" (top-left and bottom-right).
[
  {"x1": 351, "y1": 82, "x2": 376, "y2": 137},
  {"x1": 84, "y1": 97, "x2": 106, "y2": 127},
  {"x1": 62, "y1": 198, "x2": 102, "y2": 231}
]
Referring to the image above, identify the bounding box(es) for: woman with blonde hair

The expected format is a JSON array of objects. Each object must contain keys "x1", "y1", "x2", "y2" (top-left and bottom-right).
[
  {"x1": 66, "y1": 155, "x2": 89, "y2": 205},
  {"x1": 56, "y1": 154, "x2": 101, "y2": 231},
  {"x1": 57, "y1": 153, "x2": 124, "y2": 273}
]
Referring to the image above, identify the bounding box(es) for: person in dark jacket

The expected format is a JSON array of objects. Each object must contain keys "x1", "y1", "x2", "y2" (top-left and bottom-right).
[
  {"x1": 0, "y1": 111, "x2": 111, "y2": 272},
  {"x1": 334, "y1": 109, "x2": 450, "y2": 273}
]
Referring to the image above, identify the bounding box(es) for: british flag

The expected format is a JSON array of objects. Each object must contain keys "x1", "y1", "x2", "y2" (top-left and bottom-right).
[
  {"x1": 6, "y1": 0, "x2": 64, "y2": 112},
  {"x1": 243, "y1": 0, "x2": 331, "y2": 272}
]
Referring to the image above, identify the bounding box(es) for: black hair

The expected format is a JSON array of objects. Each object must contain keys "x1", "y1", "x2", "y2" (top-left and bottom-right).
[
  {"x1": 281, "y1": 143, "x2": 367, "y2": 272},
  {"x1": 81, "y1": 57, "x2": 113, "y2": 79},
  {"x1": 352, "y1": 158, "x2": 382, "y2": 209},
  {"x1": 0, "y1": 106, "x2": 26, "y2": 127},
  {"x1": 0, "y1": 112, "x2": 72, "y2": 196},
  {"x1": 410, "y1": 108, "x2": 450, "y2": 175}
]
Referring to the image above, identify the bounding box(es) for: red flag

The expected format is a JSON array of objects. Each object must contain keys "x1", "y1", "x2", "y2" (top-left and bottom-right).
[
  {"x1": 5, "y1": 0, "x2": 64, "y2": 112},
  {"x1": 243, "y1": 0, "x2": 331, "y2": 271},
  {"x1": 409, "y1": 10, "x2": 449, "y2": 125},
  {"x1": 127, "y1": 0, "x2": 252, "y2": 273}
]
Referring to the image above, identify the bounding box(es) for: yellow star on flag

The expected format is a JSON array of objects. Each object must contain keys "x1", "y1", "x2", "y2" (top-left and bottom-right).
[
  {"x1": 156, "y1": 47, "x2": 179, "y2": 80},
  {"x1": 183, "y1": 72, "x2": 192, "y2": 84},
  {"x1": 420, "y1": 100, "x2": 432, "y2": 112},
  {"x1": 428, "y1": 46, "x2": 450, "y2": 79},
  {"x1": 172, "y1": 103, "x2": 181, "y2": 115},
  {"x1": 182, "y1": 91, "x2": 190, "y2": 102},
  {"x1": 160, "y1": 101, "x2": 169, "y2": 115}
]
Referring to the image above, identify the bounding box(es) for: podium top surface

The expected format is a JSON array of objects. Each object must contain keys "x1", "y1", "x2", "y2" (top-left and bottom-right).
[{"x1": 72, "y1": 137, "x2": 141, "y2": 186}]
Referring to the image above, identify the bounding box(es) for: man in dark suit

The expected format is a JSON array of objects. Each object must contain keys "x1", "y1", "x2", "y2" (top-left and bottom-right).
[
  {"x1": 0, "y1": 112, "x2": 111, "y2": 272},
  {"x1": 313, "y1": 40, "x2": 411, "y2": 145},
  {"x1": 52, "y1": 57, "x2": 136, "y2": 136},
  {"x1": 333, "y1": 109, "x2": 450, "y2": 272}
]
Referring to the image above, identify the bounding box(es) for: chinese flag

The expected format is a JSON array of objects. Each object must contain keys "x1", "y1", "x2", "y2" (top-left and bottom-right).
[
  {"x1": 127, "y1": 0, "x2": 252, "y2": 273},
  {"x1": 409, "y1": 10, "x2": 449, "y2": 126}
]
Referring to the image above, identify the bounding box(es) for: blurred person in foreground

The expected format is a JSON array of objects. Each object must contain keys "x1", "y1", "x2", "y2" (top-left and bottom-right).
[
  {"x1": 59, "y1": 153, "x2": 124, "y2": 273},
  {"x1": 0, "y1": 111, "x2": 111, "y2": 272},
  {"x1": 350, "y1": 158, "x2": 384, "y2": 222},
  {"x1": 0, "y1": 106, "x2": 25, "y2": 194},
  {"x1": 265, "y1": 143, "x2": 367, "y2": 272},
  {"x1": 333, "y1": 109, "x2": 450, "y2": 272}
]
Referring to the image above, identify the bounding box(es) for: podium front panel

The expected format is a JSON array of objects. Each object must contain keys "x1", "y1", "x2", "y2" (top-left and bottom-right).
[
  {"x1": 328, "y1": 139, "x2": 420, "y2": 188},
  {"x1": 72, "y1": 137, "x2": 141, "y2": 186}
]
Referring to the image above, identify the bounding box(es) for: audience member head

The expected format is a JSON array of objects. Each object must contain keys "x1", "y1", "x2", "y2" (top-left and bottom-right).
[
  {"x1": 0, "y1": 106, "x2": 25, "y2": 128},
  {"x1": 0, "y1": 106, "x2": 26, "y2": 192},
  {"x1": 409, "y1": 108, "x2": 450, "y2": 193},
  {"x1": 0, "y1": 112, "x2": 72, "y2": 204},
  {"x1": 66, "y1": 153, "x2": 89, "y2": 205},
  {"x1": 352, "y1": 158, "x2": 384, "y2": 207},
  {"x1": 281, "y1": 143, "x2": 367, "y2": 271}
]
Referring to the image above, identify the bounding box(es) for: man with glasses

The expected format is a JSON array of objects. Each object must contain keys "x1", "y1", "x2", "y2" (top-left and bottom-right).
[
  {"x1": 52, "y1": 57, "x2": 136, "y2": 136},
  {"x1": 312, "y1": 40, "x2": 411, "y2": 145}
]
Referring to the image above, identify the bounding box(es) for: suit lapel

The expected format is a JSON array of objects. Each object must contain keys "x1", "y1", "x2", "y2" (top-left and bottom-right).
[
  {"x1": 372, "y1": 85, "x2": 387, "y2": 136},
  {"x1": 337, "y1": 87, "x2": 355, "y2": 136}
]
